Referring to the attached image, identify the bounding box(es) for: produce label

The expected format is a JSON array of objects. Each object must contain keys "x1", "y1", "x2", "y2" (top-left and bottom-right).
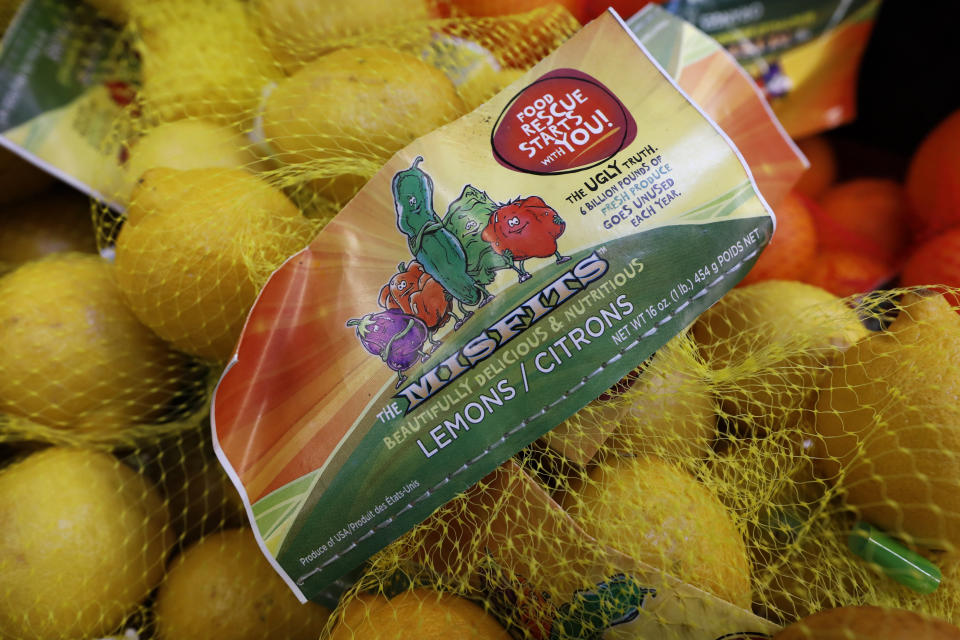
[{"x1": 212, "y1": 10, "x2": 777, "y2": 603}]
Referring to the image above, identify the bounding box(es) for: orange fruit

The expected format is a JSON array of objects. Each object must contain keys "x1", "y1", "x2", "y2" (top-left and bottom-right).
[
  {"x1": 900, "y1": 226, "x2": 960, "y2": 311},
  {"x1": 154, "y1": 528, "x2": 331, "y2": 640},
  {"x1": 328, "y1": 588, "x2": 511, "y2": 640},
  {"x1": 793, "y1": 135, "x2": 837, "y2": 200},
  {"x1": 802, "y1": 249, "x2": 891, "y2": 298},
  {"x1": 773, "y1": 605, "x2": 960, "y2": 640},
  {"x1": 815, "y1": 178, "x2": 910, "y2": 264},
  {"x1": 739, "y1": 191, "x2": 817, "y2": 286},
  {"x1": 905, "y1": 109, "x2": 960, "y2": 240}
]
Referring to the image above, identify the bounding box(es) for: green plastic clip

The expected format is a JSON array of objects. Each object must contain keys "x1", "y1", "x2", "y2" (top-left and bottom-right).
[{"x1": 848, "y1": 521, "x2": 942, "y2": 594}]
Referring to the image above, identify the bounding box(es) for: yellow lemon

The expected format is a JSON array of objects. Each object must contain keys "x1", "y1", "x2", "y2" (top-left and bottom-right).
[
  {"x1": 816, "y1": 292, "x2": 960, "y2": 550},
  {"x1": 0, "y1": 447, "x2": 172, "y2": 640},
  {"x1": 458, "y1": 67, "x2": 525, "y2": 112},
  {"x1": 114, "y1": 167, "x2": 314, "y2": 361},
  {"x1": 135, "y1": 0, "x2": 279, "y2": 125},
  {"x1": 328, "y1": 588, "x2": 511, "y2": 640},
  {"x1": 256, "y1": 0, "x2": 433, "y2": 71},
  {"x1": 562, "y1": 455, "x2": 753, "y2": 609},
  {"x1": 544, "y1": 332, "x2": 716, "y2": 465},
  {"x1": 153, "y1": 528, "x2": 331, "y2": 640},
  {"x1": 693, "y1": 280, "x2": 868, "y2": 434},
  {"x1": 613, "y1": 331, "x2": 717, "y2": 460},
  {"x1": 262, "y1": 46, "x2": 464, "y2": 203},
  {"x1": 119, "y1": 119, "x2": 265, "y2": 202},
  {"x1": 0, "y1": 253, "x2": 190, "y2": 434}
]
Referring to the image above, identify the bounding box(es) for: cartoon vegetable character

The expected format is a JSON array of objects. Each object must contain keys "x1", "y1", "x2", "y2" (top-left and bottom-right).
[
  {"x1": 550, "y1": 573, "x2": 653, "y2": 640},
  {"x1": 392, "y1": 157, "x2": 490, "y2": 325},
  {"x1": 443, "y1": 184, "x2": 513, "y2": 292},
  {"x1": 482, "y1": 195, "x2": 570, "y2": 282},
  {"x1": 378, "y1": 260, "x2": 455, "y2": 350},
  {"x1": 346, "y1": 308, "x2": 429, "y2": 388}
]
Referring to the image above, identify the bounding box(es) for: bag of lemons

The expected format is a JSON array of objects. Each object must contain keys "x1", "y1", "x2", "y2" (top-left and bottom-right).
[{"x1": 2, "y1": 0, "x2": 959, "y2": 639}]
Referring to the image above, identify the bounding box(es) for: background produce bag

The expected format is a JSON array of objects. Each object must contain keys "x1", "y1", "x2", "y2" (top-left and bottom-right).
[{"x1": 663, "y1": 0, "x2": 883, "y2": 138}]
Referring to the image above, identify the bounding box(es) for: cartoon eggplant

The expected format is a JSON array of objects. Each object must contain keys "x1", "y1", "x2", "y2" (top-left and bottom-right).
[
  {"x1": 346, "y1": 308, "x2": 429, "y2": 388},
  {"x1": 482, "y1": 196, "x2": 570, "y2": 282},
  {"x1": 392, "y1": 157, "x2": 490, "y2": 325}
]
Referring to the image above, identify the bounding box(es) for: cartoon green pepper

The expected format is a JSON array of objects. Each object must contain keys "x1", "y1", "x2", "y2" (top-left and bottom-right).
[
  {"x1": 392, "y1": 157, "x2": 489, "y2": 327},
  {"x1": 443, "y1": 184, "x2": 514, "y2": 292}
]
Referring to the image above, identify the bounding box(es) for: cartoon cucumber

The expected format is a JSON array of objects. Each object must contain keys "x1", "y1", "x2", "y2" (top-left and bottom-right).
[
  {"x1": 443, "y1": 184, "x2": 513, "y2": 291},
  {"x1": 346, "y1": 309, "x2": 429, "y2": 388},
  {"x1": 392, "y1": 157, "x2": 490, "y2": 326}
]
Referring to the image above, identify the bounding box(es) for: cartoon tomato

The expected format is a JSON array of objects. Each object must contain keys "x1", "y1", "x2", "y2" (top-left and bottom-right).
[
  {"x1": 482, "y1": 196, "x2": 570, "y2": 282},
  {"x1": 378, "y1": 261, "x2": 458, "y2": 348}
]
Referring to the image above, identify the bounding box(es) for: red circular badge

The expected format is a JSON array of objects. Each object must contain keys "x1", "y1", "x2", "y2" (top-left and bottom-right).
[{"x1": 491, "y1": 68, "x2": 637, "y2": 175}]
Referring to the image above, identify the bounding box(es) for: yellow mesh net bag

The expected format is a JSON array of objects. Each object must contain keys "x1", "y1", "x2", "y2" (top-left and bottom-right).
[{"x1": 2, "y1": 1, "x2": 960, "y2": 639}]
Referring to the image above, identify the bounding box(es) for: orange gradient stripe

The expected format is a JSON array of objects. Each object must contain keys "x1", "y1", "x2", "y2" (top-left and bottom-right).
[
  {"x1": 678, "y1": 49, "x2": 804, "y2": 208},
  {"x1": 215, "y1": 185, "x2": 413, "y2": 502}
]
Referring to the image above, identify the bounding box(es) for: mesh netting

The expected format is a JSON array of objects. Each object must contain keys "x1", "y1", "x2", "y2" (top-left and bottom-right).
[{"x1": 2, "y1": 1, "x2": 960, "y2": 639}]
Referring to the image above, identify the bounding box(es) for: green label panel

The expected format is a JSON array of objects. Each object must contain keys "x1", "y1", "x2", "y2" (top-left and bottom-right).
[{"x1": 276, "y1": 216, "x2": 771, "y2": 600}]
